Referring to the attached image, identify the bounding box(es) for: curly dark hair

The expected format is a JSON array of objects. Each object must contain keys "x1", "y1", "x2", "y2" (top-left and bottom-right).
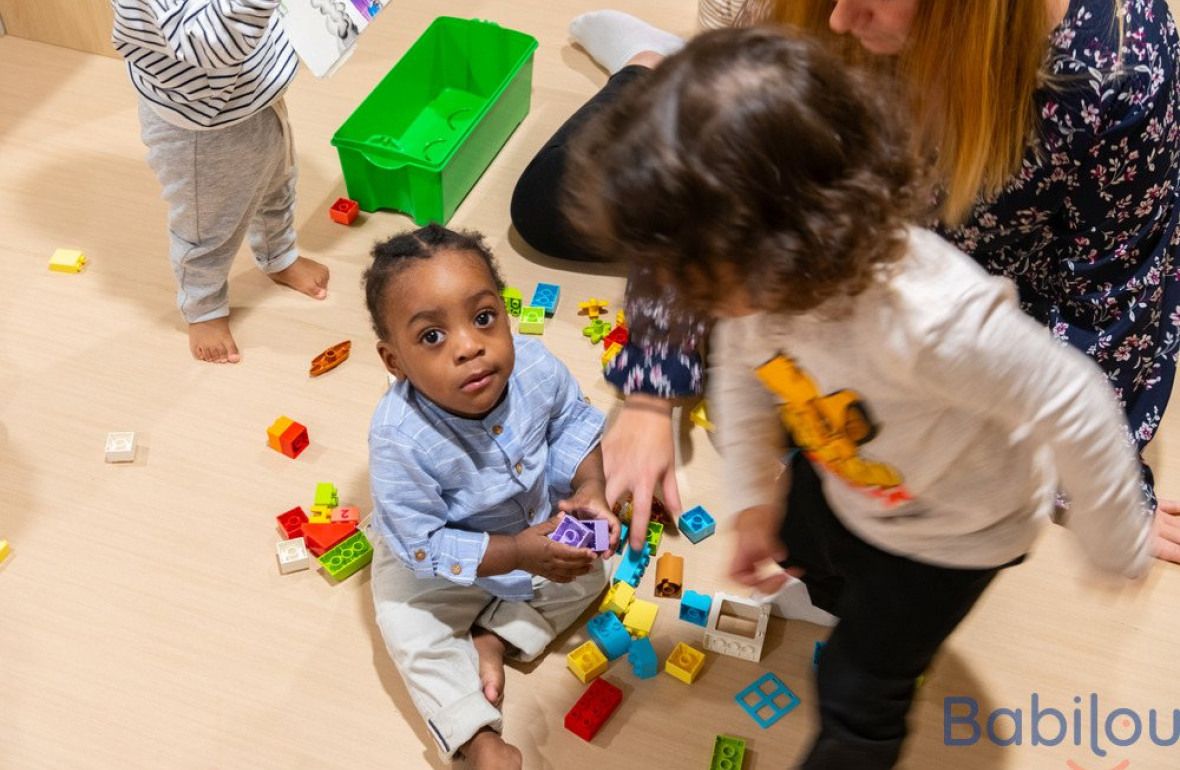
[
  {"x1": 363, "y1": 224, "x2": 504, "y2": 340},
  {"x1": 564, "y1": 27, "x2": 926, "y2": 317}
]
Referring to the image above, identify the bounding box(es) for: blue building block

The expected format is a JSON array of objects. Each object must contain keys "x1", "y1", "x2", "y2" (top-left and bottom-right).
[
  {"x1": 679, "y1": 505, "x2": 716, "y2": 544},
  {"x1": 531, "y1": 282, "x2": 561, "y2": 316},
  {"x1": 627, "y1": 637, "x2": 658, "y2": 679},
  {"x1": 587, "y1": 611, "x2": 632, "y2": 660},
  {"x1": 612, "y1": 542, "x2": 651, "y2": 588},
  {"x1": 619, "y1": 523, "x2": 629, "y2": 547},
  {"x1": 735, "y1": 672, "x2": 800, "y2": 729},
  {"x1": 679, "y1": 589, "x2": 712, "y2": 627}
]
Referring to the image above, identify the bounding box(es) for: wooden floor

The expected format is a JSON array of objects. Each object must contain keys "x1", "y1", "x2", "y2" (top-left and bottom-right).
[{"x1": 3, "y1": 1, "x2": 1180, "y2": 768}]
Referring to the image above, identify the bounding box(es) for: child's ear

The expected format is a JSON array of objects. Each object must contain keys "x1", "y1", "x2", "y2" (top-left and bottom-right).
[{"x1": 376, "y1": 340, "x2": 403, "y2": 380}]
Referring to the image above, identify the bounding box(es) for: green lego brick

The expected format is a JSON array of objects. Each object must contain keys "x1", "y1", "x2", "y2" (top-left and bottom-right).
[
  {"x1": 519, "y1": 306, "x2": 545, "y2": 335},
  {"x1": 318, "y1": 530, "x2": 373, "y2": 581},
  {"x1": 711, "y1": 735, "x2": 746, "y2": 770},
  {"x1": 314, "y1": 482, "x2": 339, "y2": 508},
  {"x1": 645, "y1": 521, "x2": 663, "y2": 553},
  {"x1": 501, "y1": 286, "x2": 523, "y2": 316}
]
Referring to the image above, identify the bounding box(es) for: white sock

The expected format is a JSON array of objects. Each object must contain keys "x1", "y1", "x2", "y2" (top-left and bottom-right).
[
  {"x1": 569, "y1": 10, "x2": 685, "y2": 74},
  {"x1": 753, "y1": 577, "x2": 839, "y2": 627}
]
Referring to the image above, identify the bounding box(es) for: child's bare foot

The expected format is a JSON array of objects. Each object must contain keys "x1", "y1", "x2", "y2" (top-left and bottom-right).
[
  {"x1": 472, "y1": 629, "x2": 508, "y2": 707},
  {"x1": 270, "y1": 256, "x2": 329, "y2": 299},
  {"x1": 462, "y1": 728, "x2": 522, "y2": 770},
  {"x1": 189, "y1": 317, "x2": 241, "y2": 363}
]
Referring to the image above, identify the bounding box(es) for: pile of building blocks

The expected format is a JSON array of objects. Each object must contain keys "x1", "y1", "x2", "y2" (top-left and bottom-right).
[
  {"x1": 564, "y1": 678, "x2": 623, "y2": 742},
  {"x1": 679, "y1": 505, "x2": 717, "y2": 544},
  {"x1": 704, "y1": 593, "x2": 771, "y2": 663},
  {"x1": 329, "y1": 197, "x2": 359, "y2": 225},
  {"x1": 267, "y1": 416, "x2": 309, "y2": 459},
  {"x1": 104, "y1": 432, "x2": 136, "y2": 463},
  {"x1": 49, "y1": 248, "x2": 86, "y2": 273},
  {"x1": 274, "y1": 482, "x2": 372, "y2": 581},
  {"x1": 711, "y1": 735, "x2": 747, "y2": 770},
  {"x1": 734, "y1": 672, "x2": 799, "y2": 729}
]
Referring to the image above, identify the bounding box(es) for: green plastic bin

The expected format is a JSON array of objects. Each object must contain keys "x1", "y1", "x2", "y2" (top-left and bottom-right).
[{"x1": 331, "y1": 17, "x2": 538, "y2": 225}]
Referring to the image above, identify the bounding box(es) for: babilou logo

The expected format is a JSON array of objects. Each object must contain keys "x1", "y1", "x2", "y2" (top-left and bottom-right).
[{"x1": 945, "y1": 694, "x2": 1178, "y2": 761}]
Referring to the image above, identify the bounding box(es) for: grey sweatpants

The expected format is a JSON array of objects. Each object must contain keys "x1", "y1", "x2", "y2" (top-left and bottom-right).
[
  {"x1": 371, "y1": 540, "x2": 608, "y2": 760},
  {"x1": 138, "y1": 98, "x2": 300, "y2": 323}
]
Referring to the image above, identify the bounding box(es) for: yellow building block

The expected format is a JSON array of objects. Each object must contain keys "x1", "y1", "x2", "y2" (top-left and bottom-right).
[
  {"x1": 623, "y1": 599, "x2": 659, "y2": 639},
  {"x1": 689, "y1": 401, "x2": 716, "y2": 432},
  {"x1": 665, "y1": 641, "x2": 706, "y2": 684},
  {"x1": 602, "y1": 343, "x2": 623, "y2": 366},
  {"x1": 599, "y1": 581, "x2": 635, "y2": 616},
  {"x1": 49, "y1": 249, "x2": 86, "y2": 273},
  {"x1": 266, "y1": 416, "x2": 294, "y2": 452},
  {"x1": 567, "y1": 640, "x2": 608, "y2": 684},
  {"x1": 0, "y1": 539, "x2": 9, "y2": 563},
  {"x1": 308, "y1": 505, "x2": 333, "y2": 523}
]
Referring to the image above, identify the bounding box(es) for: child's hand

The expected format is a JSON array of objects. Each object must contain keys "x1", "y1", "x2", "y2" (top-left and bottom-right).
[
  {"x1": 730, "y1": 504, "x2": 793, "y2": 593},
  {"x1": 513, "y1": 518, "x2": 596, "y2": 583},
  {"x1": 558, "y1": 479, "x2": 621, "y2": 558}
]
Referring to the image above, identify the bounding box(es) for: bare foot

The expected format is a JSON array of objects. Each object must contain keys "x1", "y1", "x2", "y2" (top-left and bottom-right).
[
  {"x1": 188, "y1": 317, "x2": 240, "y2": 363},
  {"x1": 462, "y1": 728, "x2": 522, "y2": 770},
  {"x1": 472, "y1": 629, "x2": 507, "y2": 707},
  {"x1": 270, "y1": 256, "x2": 329, "y2": 299}
]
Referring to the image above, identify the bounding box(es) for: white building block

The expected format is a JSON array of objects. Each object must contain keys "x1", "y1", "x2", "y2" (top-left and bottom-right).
[
  {"x1": 703, "y1": 592, "x2": 771, "y2": 663},
  {"x1": 276, "y1": 537, "x2": 310, "y2": 574},
  {"x1": 104, "y1": 432, "x2": 136, "y2": 463}
]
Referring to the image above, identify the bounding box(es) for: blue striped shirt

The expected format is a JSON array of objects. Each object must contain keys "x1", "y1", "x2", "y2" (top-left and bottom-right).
[
  {"x1": 370, "y1": 336, "x2": 606, "y2": 601},
  {"x1": 112, "y1": 0, "x2": 298, "y2": 130}
]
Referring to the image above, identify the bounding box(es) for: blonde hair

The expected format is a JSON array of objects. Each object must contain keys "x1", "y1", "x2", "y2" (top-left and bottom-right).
[{"x1": 747, "y1": 0, "x2": 1121, "y2": 224}]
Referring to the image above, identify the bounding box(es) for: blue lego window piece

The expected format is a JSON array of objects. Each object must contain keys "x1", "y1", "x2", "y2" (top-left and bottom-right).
[
  {"x1": 627, "y1": 637, "x2": 658, "y2": 679},
  {"x1": 531, "y1": 282, "x2": 561, "y2": 316},
  {"x1": 735, "y1": 672, "x2": 800, "y2": 729},
  {"x1": 587, "y1": 611, "x2": 632, "y2": 660},
  {"x1": 612, "y1": 542, "x2": 650, "y2": 588},
  {"x1": 679, "y1": 505, "x2": 716, "y2": 544},
  {"x1": 679, "y1": 589, "x2": 713, "y2": 627}
]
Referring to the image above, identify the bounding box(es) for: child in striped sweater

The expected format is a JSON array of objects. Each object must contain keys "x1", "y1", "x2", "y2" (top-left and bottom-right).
[{"x1": 113, "y1": 0, "x2": 329, "y2": 363}]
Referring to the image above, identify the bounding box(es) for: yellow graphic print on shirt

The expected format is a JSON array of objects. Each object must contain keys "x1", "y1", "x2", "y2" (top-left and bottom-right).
[{"x1": 755, "y1": 354, "x2": 912, "y2": 506}]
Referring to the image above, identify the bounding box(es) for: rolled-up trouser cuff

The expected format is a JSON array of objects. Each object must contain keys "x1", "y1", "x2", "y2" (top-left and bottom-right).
[{"x1": 427, "y1": 689, "x2": 503, "y2": 759}]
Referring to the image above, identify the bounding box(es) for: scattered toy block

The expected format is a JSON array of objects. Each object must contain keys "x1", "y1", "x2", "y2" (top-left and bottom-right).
[
  {"x1": 276, "y1": 507, "x2": 308, "y2": 539},
  {"x1": 104, "y1": 432, "x2": 136, "y2": 463},
  {"x1": 602, "y1": 342, "x2": 623, "y2": 366},
  {"x1": 622, "y1": 599, "x2": 658, "y2": 639},
  {"x1": 813, "y1": 641, "x2": 826, "y2": 669},
  {"x1": 550, "y1": 516, "x2": 594, "y2": 548},
  {"x1": 612, "y1": 542, "x2": 651, "y2": 588},
  {"x1": 329, "y1": 197, "x2": 359, "y2": 225},
  {"x1": 267, "y1": 416, "x2": 309, "y2": 459},
  {"x1": 49, "y1": 248, "x2": 86, "y2": 273},
  {"x1": 711, "y1": 735, "x2": 747, "y2": 770},
  {"x1": 276, "y1": 537, "x2": 310, "y2": 574},
  {"x1": 602, "y1": 324, "x2": 629, "y2": 349},
  {"x1": 318, "y1": 530, "x2": 373, "y2": 581},
  {"x1": 665, "y1": 641, "x2": 706, "y2": 684},
  {"x1": 501, "y1": 286, "x2": 523, "y2": 316},
  {"x1": 690, "y1": 400, "x2": 716, "y2": 432},
  {"x1": 704, "y1": 593, "x2": 771, "y2": 663},
  {"x1": 679, "y1": 505, "x2": 716, "y2": 544},
  {"x1": 307, "y1": 506, "x2": 333, "y2": 524},
  {"x1": 589, "y1": 519, "x2": 611, "y2": 553},
  {"x1": 331, "y1": 506, "x2": 361, "y2": 525},
  {"x1": 616, "y1": 310, "x2": 626, "y2": 326},
  {"x1": 582, "y1": 318, "x2": 611, "y2": 344},
  {"x1": 567, "y1": 640, "x2": 608, "y2": 684},
  {"x1": 586, "y1": 611, "x2": 631, "y2": 660},
  {"x1": 599, "y1": 580, "x2": 636, "y2": 617},
  {"x1": 627, "y1": 637, "x2": 658, "y2": 679},
  {"x1": 519, "y1": 305, "x2": 545, "y2": 335},
  {"x1": 577, "y1": 298, "x2": 609, "y2": 318},
  {"x1": 564, "y1": 678, "x2": 622, "y2": 742},
  {"x1": 300, "y1": 521, "x2": 357, "y2": 556},
  {"x1": 530, "y1": 282, "x2": 560, "y2": 315},
  {"x1": 655, "y1": 553, "x2": 684, "y2": 598},
  {"x1": 314, "y1": 482, "x2": 339, "y2": 508},
  {"x1": 310, "y1": 340, "x2": 351, "y2": 376},
  {"x1": 680, "y1": 590, "x2": 712, "y2": 626},
  {"x1": 645, "y1": 522, "x2": 664, "y2": 554},
  {"x1": 0, "y1": 539, "x2": 10, "y2": 563},
  {"x1": 735, "y1": 672, "x2": 799, "y2": 729}
]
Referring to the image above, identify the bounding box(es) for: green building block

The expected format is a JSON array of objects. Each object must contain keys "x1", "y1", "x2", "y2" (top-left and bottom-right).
[
  {"x1": 314, "y1": 482, "x2": 339, "y2": 508},
  {"x1": 501, "y1": 286, "x2": 523, "y2": 317},
  {"x1": 582, "y1": 318, "x2": 611, "y2": 344},
  {"x1": 519, "y1": 306, "x2": 545, "y2": 335},
  {"x1": 711, "y1": 735, "x2": 746, "y2": 770},
  {"x1": 318, "y1": 530, "x2": 373, "y2": 581},
  {"x1": 645, "y1": 522, "x2": 664, "y2": 554}
]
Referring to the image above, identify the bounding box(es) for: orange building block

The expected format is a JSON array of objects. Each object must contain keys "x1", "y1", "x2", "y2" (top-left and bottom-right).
[
  {"x1": 267, "y1": 416, "x2": 309, "y2": 459},
  {"x1": 655, "y1": 553, "x2": 684, "y2": 598}
]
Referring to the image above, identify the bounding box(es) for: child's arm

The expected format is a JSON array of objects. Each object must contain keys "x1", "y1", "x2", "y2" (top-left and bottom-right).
[{"x1": 113, "y1": 0, "x2": 283, "y2": 69}]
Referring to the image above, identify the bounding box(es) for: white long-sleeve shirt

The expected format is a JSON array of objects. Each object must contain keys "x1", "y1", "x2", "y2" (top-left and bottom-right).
[
  {"x1": 112, "y1": 0, "x2": 298, "y2": 130},
  {"x1": 712, "y1": 227, "x2": 1152, "y2": 577}
]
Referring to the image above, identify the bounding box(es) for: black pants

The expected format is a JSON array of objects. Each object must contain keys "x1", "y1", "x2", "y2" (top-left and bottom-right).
[
  {"x1": 510, "y1": 66, "x2": 651, "y2": 261},
  {"x1": 781, "y1": 454, "x2": 1019, "y2": 769}
]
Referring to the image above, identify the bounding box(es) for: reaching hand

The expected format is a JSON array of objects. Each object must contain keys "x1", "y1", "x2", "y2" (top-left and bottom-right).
[
  {"x1": 730, "y1": 505, "x2": 791, "y2": 594},
  {"x1": 513, "y1": 517, "x2": 595, "y2": 583},
  {"x1": 1153, "y1": 500, "x2": 1180, "y2": 563},
  {"x1": 603, "y1": 394, "x2": 683, "y2": 551}
]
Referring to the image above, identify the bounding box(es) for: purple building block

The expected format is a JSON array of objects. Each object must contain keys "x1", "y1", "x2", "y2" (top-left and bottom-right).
[
  {"x1": 590, "y1": 519, "x2": 610, "y2": 552},
  {"x1": 550, "y1": 516, "x2": 594, "y2": 548}
]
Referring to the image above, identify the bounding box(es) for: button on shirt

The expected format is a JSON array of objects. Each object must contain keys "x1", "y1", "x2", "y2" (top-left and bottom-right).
[{"x1": 370, "y1": 336, "x2": 605, "y2": 600}]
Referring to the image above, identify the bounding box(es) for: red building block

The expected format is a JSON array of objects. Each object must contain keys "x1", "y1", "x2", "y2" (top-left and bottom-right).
[
  {"x1": 276, "y1": 507, "x2": 308, "y2": 539},
  {"x1": 564, "y1": 678, "x2": 623, "y2": 742},
  {"x1": 279, "y1": 422, "x2": 309, "y2": 459},
  {"x1": 602, "y1": 325, "x2": 629, "y2": 349},
  {"x1": 329, "y1": 197, "x2": 359, "y2": 225},
  {"x1": 301, "y1": 521, "x2": 357, "y2": 556}
]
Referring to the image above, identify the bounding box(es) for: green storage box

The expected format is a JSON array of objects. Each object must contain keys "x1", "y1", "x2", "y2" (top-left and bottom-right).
[{"x1": 331, "y1": 17, "x2": 538, "y2": 225}]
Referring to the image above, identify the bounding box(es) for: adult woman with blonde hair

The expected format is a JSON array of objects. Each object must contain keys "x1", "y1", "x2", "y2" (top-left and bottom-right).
[{"x1": 510, "y1": 0, "x2": 1180, "y2": 565}]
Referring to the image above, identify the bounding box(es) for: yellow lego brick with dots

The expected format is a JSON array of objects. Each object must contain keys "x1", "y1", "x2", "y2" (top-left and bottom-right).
[
  {"x1": 599, "y1": 581, "x2": 636, "y2": 616},
  {"x1": 623, "y1": 599, "x2": 659, "y2": 639},
  {"x1": 567, "y1": 640, "x2": 608, "y2": 684},
  {"x1": 49, "y1": 249, "x2": 86, "y2": 273},
  {"x1": 665, "y1": 641, "x2": 706, "y2": 684},
  {"x1": 308, "y1": 505, "x2": 333, "y2": 523}
]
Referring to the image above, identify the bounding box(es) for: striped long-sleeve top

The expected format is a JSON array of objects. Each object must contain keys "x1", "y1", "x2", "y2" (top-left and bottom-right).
[{"x1": 112, "y1": 0, "x2": 299, "y2": 130}]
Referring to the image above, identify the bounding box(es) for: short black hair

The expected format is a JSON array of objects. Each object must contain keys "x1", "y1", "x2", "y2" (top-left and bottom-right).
[{"x1": 363, "y1": 224, "x2": 505, "y2": 340}]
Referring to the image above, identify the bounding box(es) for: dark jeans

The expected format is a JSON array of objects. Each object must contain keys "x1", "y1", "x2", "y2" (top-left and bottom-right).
[
  {"x1": 510, "y1": 65, "x2": 651, "y2": 261},
  {"x1": 781, "y1": 453, "x2": 1020, "y2": 769}
]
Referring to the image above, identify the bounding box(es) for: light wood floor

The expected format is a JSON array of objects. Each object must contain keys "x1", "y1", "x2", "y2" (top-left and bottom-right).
[{"x1": 3, "y1": 1, "x2": 1180, "y2": 768}]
